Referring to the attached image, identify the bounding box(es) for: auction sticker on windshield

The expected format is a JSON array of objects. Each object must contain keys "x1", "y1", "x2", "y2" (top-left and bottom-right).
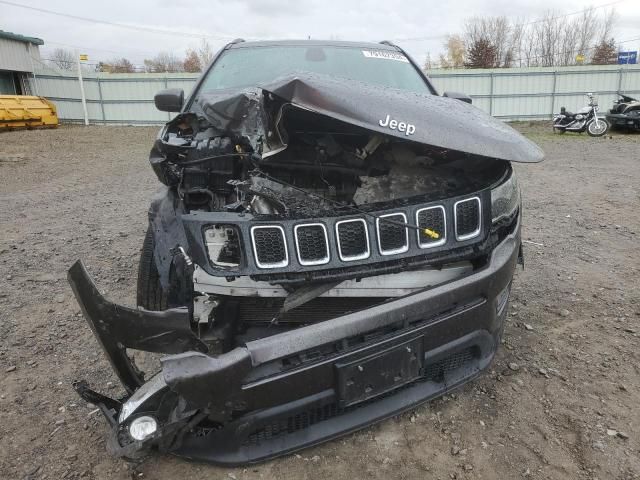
[{"x1": 362, "y1": 50, "x2": 409, "y2": 62}]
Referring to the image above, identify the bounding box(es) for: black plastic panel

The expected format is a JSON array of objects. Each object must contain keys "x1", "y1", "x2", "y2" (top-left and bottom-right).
[
  {"x1": 296, "y1": 224, "x2": 329, "y2": 263},
  {"x1": 252, "y1": 226, "x2": 287, "y2": 267},
  {"x1": 377, "y1": 213, "x2": 408, "y2": 254},
  {"x1": 180, "y1": 190, "x2": 492, "y2": 278},
  {"x1": 417, "y1": 206, "x2": 446, "y2": 246},
  {"x1": 337, "y1": 220, "x2": 369, "y2": 260},
  {"x1": 455, "y1": 198, "x2": 481, "y2": 238},
  {"x1": 336, "y1": 336, "x2": 423, "y2": 407}
]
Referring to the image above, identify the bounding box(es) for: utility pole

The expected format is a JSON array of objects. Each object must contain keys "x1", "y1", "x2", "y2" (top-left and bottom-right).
[{"x1": 76, "y1": 50, "x2": 89, "y2": 126}]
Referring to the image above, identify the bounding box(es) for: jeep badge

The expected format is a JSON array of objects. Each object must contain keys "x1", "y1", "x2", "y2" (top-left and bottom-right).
[{"x1": 379, "y1": 114, "x2": 416, "y2": 136}]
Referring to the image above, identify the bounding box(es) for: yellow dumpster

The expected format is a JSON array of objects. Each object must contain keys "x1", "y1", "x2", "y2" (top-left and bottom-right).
[{"x1": 0, "y1": 95, "x2": 59, "y2": 131}]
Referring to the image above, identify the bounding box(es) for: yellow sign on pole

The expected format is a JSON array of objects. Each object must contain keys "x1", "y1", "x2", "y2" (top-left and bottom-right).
[
  {"x1": 576, "y1": 54, "x2": 585, "y2": 64},
  {"x1": 79, "y1": 54, "x2": 88, "y2": 61}
]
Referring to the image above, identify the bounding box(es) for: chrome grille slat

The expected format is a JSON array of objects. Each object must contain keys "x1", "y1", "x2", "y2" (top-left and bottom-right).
[
  {"x1": 454, "y1": 197, "x2": 481, "y2": 241},
  {"x1": 251, "y1": 226, "x2": 289, "y2": 268},
  {"x1": 294, "y1": 223, "x2": 330, "y2": 266},
  {"x1": 336, "y1": 219, "x2": 370, "y2": 261},
  {"x1": 376, "y1": 212, "x2": 409, "y2": 255},
  {"x1": 416, "y1": 205, "x2": 446, "y2": 248}
]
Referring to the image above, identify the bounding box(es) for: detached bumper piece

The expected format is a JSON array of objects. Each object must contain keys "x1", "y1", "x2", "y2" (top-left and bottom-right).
[
  {"x1": 68, "y1": 261, "x2": 207, "y2": 393},
  {"x1": 68, "y1": 226, "x2": 520, "y2": 465}
]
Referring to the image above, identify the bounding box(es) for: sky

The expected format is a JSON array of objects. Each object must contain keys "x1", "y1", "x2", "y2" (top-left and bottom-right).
[{"x1": 1, "y1": 0, "x2": 639, "y2": 68}]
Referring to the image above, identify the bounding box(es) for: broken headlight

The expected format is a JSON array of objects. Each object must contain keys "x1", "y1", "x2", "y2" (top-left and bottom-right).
[
  {"x1": 204, "y1": 225, "x2": 242, "y2": 268},
  {"x1": 491, "y1": 171, "x2": 520, "y2": 224}
]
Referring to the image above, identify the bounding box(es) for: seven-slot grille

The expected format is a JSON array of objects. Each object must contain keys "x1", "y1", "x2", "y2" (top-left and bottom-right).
[
  {"x1": 248, "y1": 197, "x2": 484, "y2": 269},
  {"x1": 251, "y1": 226, "x2": 288, "y2": 268},
  {"x1": 376, "y1": 213, "x2": 409, "y2": 255},
  {"x1": 294, "y1": 223, "x2": 330, "y2": 265},
  {"x1": 336, "y1": 219, "x2": 370, "y2": 261},
  {"x1": 416, "y1": 206, "x2": 446, "y2": 248},
  {"x1": 454, "y1": 197, "x2": 481, "y2": 240}
]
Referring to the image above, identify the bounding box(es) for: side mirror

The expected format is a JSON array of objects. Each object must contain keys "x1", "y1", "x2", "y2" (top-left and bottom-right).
[
  {"x1": 154, "y1": 89, "x2": 184, "y2": 112},
  {"x1": 443, "y1": 91, "x2": 472, "y2": 104}
]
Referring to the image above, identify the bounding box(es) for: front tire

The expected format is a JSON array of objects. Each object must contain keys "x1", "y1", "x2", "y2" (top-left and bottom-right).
[
  {"x1": 136, "y1": 228, "x2": 168, "y2": 311},
  {"x1": 587, "y1": 118, "x2": 609, "y2": 137}
]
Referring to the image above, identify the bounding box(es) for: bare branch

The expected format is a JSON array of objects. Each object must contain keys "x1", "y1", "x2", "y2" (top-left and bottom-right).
[{"x1": 48, "y1": 48, "x2": 75, "y2": 71}]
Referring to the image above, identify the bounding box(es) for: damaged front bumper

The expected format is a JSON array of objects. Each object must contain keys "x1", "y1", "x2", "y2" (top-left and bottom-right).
[{"x1": 69, "y1": 218, "x2": 520, "y2": 465}]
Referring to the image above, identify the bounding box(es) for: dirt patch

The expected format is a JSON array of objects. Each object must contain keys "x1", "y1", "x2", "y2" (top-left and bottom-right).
[{"x1": 0, "y1": 124, "x2": 638, "y2": 479}]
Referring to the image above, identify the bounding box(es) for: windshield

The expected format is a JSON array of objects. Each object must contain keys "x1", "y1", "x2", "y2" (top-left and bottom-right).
[{"x1": 195, "y1": 45, "x2": 431, "y2": 98}]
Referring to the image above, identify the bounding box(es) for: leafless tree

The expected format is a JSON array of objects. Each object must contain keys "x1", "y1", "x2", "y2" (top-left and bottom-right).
[
  {"x1": 197, "y1": 39, "x2": 215, "y2": 67},
  {"x1": 575, "y1": 7, "x2": 598, "y2": 61},
  {"x1": 532, "y1": 11, "x2": 564, "y2": 67},
  {"x1": 492, "y1": 17, "x2": 512, "y2": 67},
  {"x1": 452, "y1": 7, "x2": 618, "y2": 68},
  {"x1": 144, "y1": 52, "x2": 184, "y2": 73},
  {"x1": 559, "y1": 18, "x2": 579, "y2": 66},
  {"x1": 518, "y1": 21, "x2": 537, "y2": 67},
  {"x1": 507, "y1": 19, "x2": 525, "y2": 67},
  {"x1": 439, "y1": 35, "x2": 465, "y2": 68},
  {"x1": 599, "y1": 8, "x2": 617, "y2": 43},
  {"x1": 49, "y1": 48, "x2": 75, "y2": 70},
  {"x1": 98, "y1": 58, "x2": 135, "y2": 73},
  {"x1": 464, "y1": 16, "x2": 514, "y2": 67},
  {"x1": 423, "y1": 52, "x2": 434, "y2": 71}
]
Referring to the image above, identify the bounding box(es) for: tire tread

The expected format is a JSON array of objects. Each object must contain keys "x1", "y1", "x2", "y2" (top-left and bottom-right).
[{"x1": 136, "y1": 228, "x2": 167, "y2": 311}]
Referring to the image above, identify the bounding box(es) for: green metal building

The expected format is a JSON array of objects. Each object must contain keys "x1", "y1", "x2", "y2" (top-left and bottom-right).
[{"x1": 0, "y1": 30, "x2": 43, "y2": 95}]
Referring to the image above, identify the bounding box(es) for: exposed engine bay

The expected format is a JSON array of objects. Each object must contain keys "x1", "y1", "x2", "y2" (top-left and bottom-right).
[
  {"x1": 152, "y1": 105, "x2": 508, "y2": 216},
  {"x1": 148, "y1": 73, "x2": 541, "y2": 224}
]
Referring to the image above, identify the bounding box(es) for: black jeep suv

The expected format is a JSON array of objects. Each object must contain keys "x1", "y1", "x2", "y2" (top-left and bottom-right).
[{"x1": 69, "y1": 39, "x2": 543, "y2": 465}]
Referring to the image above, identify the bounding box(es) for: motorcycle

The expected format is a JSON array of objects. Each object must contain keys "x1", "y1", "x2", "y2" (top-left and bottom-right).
[{"x1": 553, "y1": 93, "x2": 609, "y2": 137}]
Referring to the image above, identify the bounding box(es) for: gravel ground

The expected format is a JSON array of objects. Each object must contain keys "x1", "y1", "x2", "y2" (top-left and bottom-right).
[{"x1": 0, "y1": 124, "x2": 638, "y2": 480}]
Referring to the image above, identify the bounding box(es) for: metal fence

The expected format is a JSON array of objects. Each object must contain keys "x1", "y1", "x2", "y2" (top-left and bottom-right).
[
  {"x1": 427, "y1": 64, "x2": 640, "y2": 120},
  {"x1": 33, "y1": 70, "x2": 197, "y2": 124},
  {"x1": 32, "y1": 64, "x2": 640, "y2": 124}
]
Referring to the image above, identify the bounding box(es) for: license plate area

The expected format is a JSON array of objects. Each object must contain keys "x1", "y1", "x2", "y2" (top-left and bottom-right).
[{"x1": 336, "y1": 337, "x2": 424, "y2": 408}]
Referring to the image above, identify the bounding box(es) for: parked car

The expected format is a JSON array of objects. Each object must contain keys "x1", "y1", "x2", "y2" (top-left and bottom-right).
[
  {"x1": 69, "y1": 39, "x2": 543, "y2": 465},
  {"x1": 606, "y1": 94, "x2": 640, "y2": 132}
]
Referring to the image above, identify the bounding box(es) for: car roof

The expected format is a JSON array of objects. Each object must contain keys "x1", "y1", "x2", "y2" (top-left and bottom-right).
[{"x1": 227, "y1": 39, "x2": 399, "y2": 51}]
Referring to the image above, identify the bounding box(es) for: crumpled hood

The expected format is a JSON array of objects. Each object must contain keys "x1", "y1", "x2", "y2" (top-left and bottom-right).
[
  {"x1": 197, "y1": 72, "x2": 544, "y2": 163},
  {"x1": 261, "y1": 73, "x2": 543, "y2": 163}
]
